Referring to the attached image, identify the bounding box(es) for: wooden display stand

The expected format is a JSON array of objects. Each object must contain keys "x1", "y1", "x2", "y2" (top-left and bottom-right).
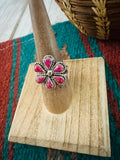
[
  {"x1": 8, "y1": 0, "x2": 111, "y2": 157},
  {"x1": 9, "y1": 57, "x2": 111, "y2": 157}
]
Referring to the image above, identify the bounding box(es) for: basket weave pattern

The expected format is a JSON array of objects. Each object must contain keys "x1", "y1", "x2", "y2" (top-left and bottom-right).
[{"x1": 55, "y1": 0, "x2": 120, "y2": 40}]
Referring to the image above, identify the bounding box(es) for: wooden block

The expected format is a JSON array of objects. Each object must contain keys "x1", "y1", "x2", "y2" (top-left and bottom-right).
[
  {"x1": 8, "y1": 57, "x2": 111, "y2": 157},
  {"x1": 0, "y1": 0, "x2": 28, "y2": 42}
]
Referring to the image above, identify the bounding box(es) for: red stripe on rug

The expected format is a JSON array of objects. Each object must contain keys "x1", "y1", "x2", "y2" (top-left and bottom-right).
[
  {"x1": 0, "y1": 40, "x2": 13, "y2": 159},
  {"x1": 0, "y1": 40, "x2": 13, "y2": 50},
  {"x1": 79, "y1": 31, "x2": 120, "y2": 130},
  {"x1": 8, "y1": 38, "x2": 21, "y2": 160},
  {"x1": 79, "y1": 31, "x2": 94, "y2": 57},
  {"x1": 97, "y1": 40, "x2": 120, "y2": 86}
]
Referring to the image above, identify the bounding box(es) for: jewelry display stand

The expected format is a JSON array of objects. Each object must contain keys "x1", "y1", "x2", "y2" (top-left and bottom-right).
[{"x1": 8, "y1": 0, "x2": 111, "y2": 157}]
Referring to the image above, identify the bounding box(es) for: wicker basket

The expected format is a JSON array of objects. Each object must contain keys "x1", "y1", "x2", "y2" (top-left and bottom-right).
[{"x1": 55, "y1": 0, "x2": 120, "y2": 40}]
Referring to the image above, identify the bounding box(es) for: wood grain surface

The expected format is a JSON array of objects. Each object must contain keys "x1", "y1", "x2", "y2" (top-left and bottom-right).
[
  {"x1": 8, "y1": 57, "x2": 111, "y2": 157},
  {"x1": 0, "y1": 0, "x2": 68, "y2": 42}
]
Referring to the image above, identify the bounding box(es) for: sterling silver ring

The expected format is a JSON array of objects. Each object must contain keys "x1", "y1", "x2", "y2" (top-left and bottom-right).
[{"x1": 34, "y1": 55, "x2": 68, "y2": 89}]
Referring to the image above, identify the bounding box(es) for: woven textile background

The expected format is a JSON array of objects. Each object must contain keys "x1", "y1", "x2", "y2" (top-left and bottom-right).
[{"x1": 0, "y1": 21, "x2": 120, "y2": 160}]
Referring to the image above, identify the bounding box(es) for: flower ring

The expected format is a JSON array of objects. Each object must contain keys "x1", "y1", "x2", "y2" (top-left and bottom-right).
[{"x1": 34, "y1": 55, "x2": 68, "y2": 89}]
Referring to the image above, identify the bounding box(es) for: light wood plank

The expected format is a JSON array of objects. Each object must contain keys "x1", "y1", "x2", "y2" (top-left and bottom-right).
[
  {"x1": 78, "y1": 59, "x2": 91, "y2": 153},
  {"x1": 13, "y1": 0, "x2": 52, "y2": 39},
  {"x1": 13, "y1": 0, "x2": 68, "y2": 39},
  {"x1": 0, "y1": 0, "x2": 27, "y2": 42},
  {"x1": 46, "y1": 0, "x2": 68, "y2": 24},
  {"x1": 13, "y1": 5, "x2": 33, "y2": 39},
  {"x1": 0, "y1": 0, "x2": 68, "y2": 41},
  {"x1": 98, "y1": 58, "x2": 111, "y2": 156},
  {"x1": 13, "y1": 0, "x2": 68, "y2": 38},
  {"x1": 8, "y1": 57, "x2": 111, "y2": 157},
  {"x1": 89, "y1": 59, "x2": 99, "y2": 155}
]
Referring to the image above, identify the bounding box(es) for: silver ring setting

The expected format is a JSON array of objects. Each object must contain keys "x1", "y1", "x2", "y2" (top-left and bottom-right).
[{"x1": 34, "y1": 55, "x2": 68, "y2": 89}]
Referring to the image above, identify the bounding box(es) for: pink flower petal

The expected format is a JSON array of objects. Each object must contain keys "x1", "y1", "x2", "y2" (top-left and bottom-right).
[
  {"x1": 43, "y1": 55, "x2": 55, "y2": 69},
  {"x1": 46, "y1": 78, "x2": 54, "y2": 88},
  {"x1": 54, "y1": 64, "x2": 64, "y2": 73},
  {"x1": 34, "y1": 64, "x2": 44, "y2": 72},
  {"x1": 44, "y1": 58, "x2": 52, "y2": 69},
  {"x1": 53, "y1": 76, "x2": 64, "y2": 84},
  {"x1": 35, "y1": 76, "x2": 45, "y2": 83}
]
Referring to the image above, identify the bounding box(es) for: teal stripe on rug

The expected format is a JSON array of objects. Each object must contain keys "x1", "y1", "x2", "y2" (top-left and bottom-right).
[
  {"x1": 53, "y1": 21, "x2": 88, "y2": 59},
  {"x1": 2, "y1": 39, "x2": 18, "y2": 160}
]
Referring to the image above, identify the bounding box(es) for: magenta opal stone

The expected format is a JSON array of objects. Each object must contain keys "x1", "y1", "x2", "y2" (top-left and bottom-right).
[
  {"x1": 44, "y1": 58, "x2": 52, "y2": 69},
  {"x1": 35, "y1": 76, "x2": 45, "y2": 83},
  {"x1": 46, "y1": 79, "x2": 54, "y2": 88},
  {"x1": 54, "y1": 76, "x2": 64, "y2": 84},
  {"x1": 34, "y1": 64, "x2": 44, "y2": 73},
  {"x1": 54, "y1": 64, "x2": 64, "y2": 73}
]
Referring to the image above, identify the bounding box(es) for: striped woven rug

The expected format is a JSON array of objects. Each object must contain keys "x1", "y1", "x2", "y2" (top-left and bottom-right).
[{"x1": 0, "y1": 21, "x2": 120, "y2": 160}]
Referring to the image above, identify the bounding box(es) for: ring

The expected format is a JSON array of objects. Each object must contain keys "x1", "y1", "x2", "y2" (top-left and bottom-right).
[{"x1": 34, "y1": 55, "x2": 68, "y2": 89}]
